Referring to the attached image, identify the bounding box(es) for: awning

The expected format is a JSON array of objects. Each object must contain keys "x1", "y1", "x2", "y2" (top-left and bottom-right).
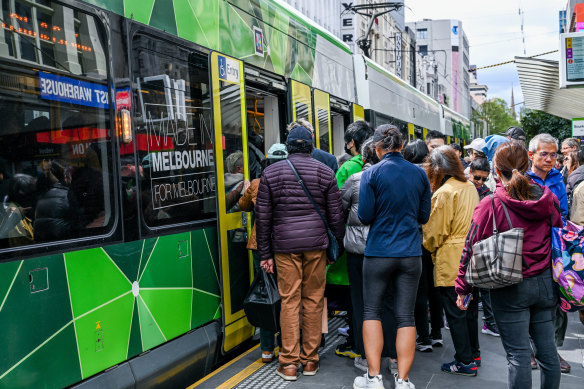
[{"x1": 515, "y1": 56, "x2": 584, "y2": 119}]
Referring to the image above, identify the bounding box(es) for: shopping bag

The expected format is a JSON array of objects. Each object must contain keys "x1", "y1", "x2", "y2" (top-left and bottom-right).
[
  {"x1": 551, "y1": 220, "x2": 584, "y2": 312},
  {"x1": 243, "y1": 270, "x2": 281, "y2": 332}
]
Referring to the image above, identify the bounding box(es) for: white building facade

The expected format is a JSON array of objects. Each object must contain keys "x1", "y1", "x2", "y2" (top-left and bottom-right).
[{"x1": 406, "y1": 19, "x2": 471, "y2": 118}]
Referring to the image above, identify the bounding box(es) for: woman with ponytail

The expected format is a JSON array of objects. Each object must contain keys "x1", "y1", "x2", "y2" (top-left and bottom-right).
[
  {"x1": 455, "y1": 141, "x2": 563, "y2": 389},
  {"x1": 354, "y1": 125, "x2": 432, "y2": 389}
]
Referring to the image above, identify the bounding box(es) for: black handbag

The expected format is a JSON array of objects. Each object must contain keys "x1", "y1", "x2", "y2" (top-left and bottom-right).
[
  {"x1": 243, "y1": 270, "x2": 281, "y2": 332},
  {"x1": 286, "y1": 159, "x2": 343, "y2": 263}
]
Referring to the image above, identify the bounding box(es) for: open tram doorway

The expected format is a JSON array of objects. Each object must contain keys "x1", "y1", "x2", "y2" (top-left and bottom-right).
[
  {"x1": 244, "y1": 67, "x2": 287, "y2": 180},
  {"x1": 330, "y1": 96, "x2": 351, "y2": 158}
]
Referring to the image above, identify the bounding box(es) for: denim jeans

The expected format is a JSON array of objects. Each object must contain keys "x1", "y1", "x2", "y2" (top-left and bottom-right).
[{"x1": 490, "y1": 269, "x2": 560, "y2": 389}]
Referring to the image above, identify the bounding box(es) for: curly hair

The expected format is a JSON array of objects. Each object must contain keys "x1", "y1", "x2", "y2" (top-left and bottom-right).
[{"x1": 424, "y1": 145, "x2": 467, "y2": 192}]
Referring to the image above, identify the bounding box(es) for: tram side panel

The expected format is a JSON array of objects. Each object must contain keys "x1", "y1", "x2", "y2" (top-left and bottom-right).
[{"x1": 0, "y1": 7, "x2": 223, "y2": 389}]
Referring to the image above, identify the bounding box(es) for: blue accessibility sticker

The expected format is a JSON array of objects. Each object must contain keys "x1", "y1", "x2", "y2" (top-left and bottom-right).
[{"x1": 39, "y1": 71, "x2": 109, "y2": 109}]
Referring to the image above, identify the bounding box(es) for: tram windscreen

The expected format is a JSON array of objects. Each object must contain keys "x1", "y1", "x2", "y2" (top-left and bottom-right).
[
  {"x1": 0, "y1": 1, "x2": 115, "y2": 251},
  {"x1": 132, "y1": 35, "x2": 216, "y2": 229}
]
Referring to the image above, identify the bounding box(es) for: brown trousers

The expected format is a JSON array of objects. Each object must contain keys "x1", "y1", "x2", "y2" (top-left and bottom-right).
[{"x1": 275, "y1": 249, "x2": 327, "y2": 366}]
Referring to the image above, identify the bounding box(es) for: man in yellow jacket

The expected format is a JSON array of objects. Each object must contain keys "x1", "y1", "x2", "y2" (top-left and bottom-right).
[{"x1": 422, "y1": 146, "x2": 480, "y2": 376}]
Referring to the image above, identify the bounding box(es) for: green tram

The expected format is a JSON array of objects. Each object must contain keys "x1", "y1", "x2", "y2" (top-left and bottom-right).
[{"x1": 0, "y1": 1, "x2": 470, "y2": 387}]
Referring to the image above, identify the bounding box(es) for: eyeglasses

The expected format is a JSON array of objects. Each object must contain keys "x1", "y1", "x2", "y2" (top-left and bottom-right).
[
  {"x1": 473, "y1": 175, "x2": 488, "y2": 182},
  {"x1": 536, "y1": 152, "x2": 558, "y2": 159}
]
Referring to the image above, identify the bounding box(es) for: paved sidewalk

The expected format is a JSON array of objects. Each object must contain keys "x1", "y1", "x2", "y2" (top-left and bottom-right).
[{"x1": 195, "y1": 312, "x2": 584, "y2": 388}]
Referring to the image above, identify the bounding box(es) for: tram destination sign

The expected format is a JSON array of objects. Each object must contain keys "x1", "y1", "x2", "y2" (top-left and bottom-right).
[{"x1": 560, "y1": 32, "x2": 584, "y2": 88}]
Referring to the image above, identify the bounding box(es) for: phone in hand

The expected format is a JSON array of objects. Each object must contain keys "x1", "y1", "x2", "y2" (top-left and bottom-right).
[{"x1": 463, "y1": 294, "x2": 472, "y2": 309}]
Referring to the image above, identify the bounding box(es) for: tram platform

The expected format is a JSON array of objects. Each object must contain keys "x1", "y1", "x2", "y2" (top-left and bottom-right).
[{"x1": 189, "y1": 313, "x2": 584, "y2": 388}]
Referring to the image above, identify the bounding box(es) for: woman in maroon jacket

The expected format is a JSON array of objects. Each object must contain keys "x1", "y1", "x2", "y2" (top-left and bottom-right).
[{"x1": 455, "y1": 142, "x2": 563, "y2": 389}]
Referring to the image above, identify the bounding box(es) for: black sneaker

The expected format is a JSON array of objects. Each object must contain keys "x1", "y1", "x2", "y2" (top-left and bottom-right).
[
  {"x1": 415, "y1": 338, "x2": 433, "y2": 352},
  {"x1": 335, "y1": 340, "x2": 360, "y2": 359}
]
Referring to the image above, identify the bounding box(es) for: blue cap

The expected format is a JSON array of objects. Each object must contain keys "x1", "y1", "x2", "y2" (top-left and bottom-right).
[{"x1": 286, "y1": 126, "x2": 313, "y2": 143}]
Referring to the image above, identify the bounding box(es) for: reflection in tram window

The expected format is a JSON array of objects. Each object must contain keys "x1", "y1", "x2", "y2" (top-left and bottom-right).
[
  {"x1": 0, "y1": 2, "x2": 114, "y2": 251},
  {"x1": 295, "y1": 101, "x2": 310, "y2": 123},
  {"x1": 132, "y1": 35, "x2": 216, "y2": 229},
  {"x1": 317, "y1": 108, "x2": 330, "y2": 153},
  {"x1": 224, "y1": 151, "x2": 245, "y2": 212},
  {"x1": 220, "y1": 82, "x2": 246, "y2": 214},
  {"x1": 0, "y1": 0, "x2": 107, "y2": 78}
]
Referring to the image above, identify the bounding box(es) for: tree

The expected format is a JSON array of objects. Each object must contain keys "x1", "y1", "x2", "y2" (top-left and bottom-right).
[
  {"x1": 472, "y1": 98, "x2": 519, "y2": 136},
  {"x1": 521, "y1": 109, "x2": 572, "y2": 142}
]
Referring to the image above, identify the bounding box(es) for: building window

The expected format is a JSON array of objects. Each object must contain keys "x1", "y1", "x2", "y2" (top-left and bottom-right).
[
  {"x1": 419, "y1": 45, "x2": 428, "y2": 56},
  {"x1": 416, "y1": 28, "x2": 427, "y2": 39}
]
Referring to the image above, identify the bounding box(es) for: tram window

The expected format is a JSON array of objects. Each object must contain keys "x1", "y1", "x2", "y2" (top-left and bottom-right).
[
  {"x1": 1, "y1": 0, "x2": 107, "y2": 78},
  {"x1": 132, "y1": 35, "x2": 216, "y2": 229},
  {"x1": 317, "y1": 108, "x2": 330, "y2": 153},
  {"x1": 295, "y1": 102, "x2": 310, "y2": 123},
  {"x1": 0, "y1": 6, "x2": 114, "y2": 251}
]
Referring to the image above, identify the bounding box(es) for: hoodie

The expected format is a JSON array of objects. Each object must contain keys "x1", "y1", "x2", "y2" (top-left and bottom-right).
[
  {"x1": 481, "y1": 135, "x2": 510, "y2": 163},
  {"x1": 525, "y1": 168, "x2": 568, "y2": 220},
  {"x1": 455, "y1": 182, "x2": 563, "y2": 296},
  {"x1": 481, "y1": 135, "x2": 510, "y2": 191}
]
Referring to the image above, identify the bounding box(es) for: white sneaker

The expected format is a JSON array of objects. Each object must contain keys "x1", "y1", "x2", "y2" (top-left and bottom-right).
[
  {"x1": 394, "y1": 373, "x2": 415, "y2": 389},
  {"x1": 353, "y1": 371, "x2": 384, "y2": 389},
  {"x1": 354, "y1": 356, "x2": 368, "y2": 372}
]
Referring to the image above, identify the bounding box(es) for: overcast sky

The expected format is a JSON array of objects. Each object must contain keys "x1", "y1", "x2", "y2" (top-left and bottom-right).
[{"x1": 405, "y1": 0, "x2": 566, "y2": 109}]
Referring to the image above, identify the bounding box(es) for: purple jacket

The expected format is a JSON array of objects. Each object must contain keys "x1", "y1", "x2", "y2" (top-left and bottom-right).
[
  {"x1": 455, "y1": 182, "x2": 563, "y2": 295},
  {"x1": 256, "y1": 153, "x2": 345, "y2": 260}
]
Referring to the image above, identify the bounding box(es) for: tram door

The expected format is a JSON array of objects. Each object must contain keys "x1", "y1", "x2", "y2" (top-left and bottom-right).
[
  {"x1": 313, "y1": 89, "x2": 331, "y2": 152},
  {"x1": 289, "y1": 79, "x2": 313, "y2": 125},
  {"x1": 209, "y1": 52, "x2": 255, "y2": 353}
]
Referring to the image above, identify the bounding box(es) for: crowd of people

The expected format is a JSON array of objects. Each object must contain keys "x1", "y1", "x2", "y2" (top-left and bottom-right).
[{"x1": 235, "y1": 119, "x2": 584, "y2": 389}]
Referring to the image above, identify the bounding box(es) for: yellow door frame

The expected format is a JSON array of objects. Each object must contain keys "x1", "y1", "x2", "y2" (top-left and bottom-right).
[
  {"x1": 210, "y1": 51, "x2": 254, "y2": 353},
  {"x1": 290, "y1": 79, "x2": 313, "y2": 125},
  {"x1": 313, "y1": 88, "x2": 332, "y2": 151}
]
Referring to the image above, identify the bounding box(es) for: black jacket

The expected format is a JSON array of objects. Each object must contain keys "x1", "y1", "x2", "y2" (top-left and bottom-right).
[{"x1": 34, "y1": 182, "x2": 74, "y2": 241}]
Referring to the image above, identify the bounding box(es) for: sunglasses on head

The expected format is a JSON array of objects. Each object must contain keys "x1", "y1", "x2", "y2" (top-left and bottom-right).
[{"x1": 473, "y1": 175, "x2": 488, "y2": 182}]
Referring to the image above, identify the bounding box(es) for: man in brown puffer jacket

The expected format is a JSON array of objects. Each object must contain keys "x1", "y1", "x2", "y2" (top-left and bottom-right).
[{"x1": 256, "y1": 126, "x2": 345, "y2": 381}]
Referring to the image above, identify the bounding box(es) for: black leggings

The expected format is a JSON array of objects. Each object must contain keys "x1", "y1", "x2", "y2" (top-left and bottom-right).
[{"x1": 362, "y1": 256, "x2": 422, "y2": 328}]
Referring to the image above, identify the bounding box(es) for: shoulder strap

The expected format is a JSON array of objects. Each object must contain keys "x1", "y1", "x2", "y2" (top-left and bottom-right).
[
  {"x1": 286, "y1": 159, "x2": 331, "y2": 231},
  {"x1": 495, "y1": 195, "x2": 514, "y2": 229},
  {"x1": 490, "y1": 195, "x2": 498, "y2": 234}
]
